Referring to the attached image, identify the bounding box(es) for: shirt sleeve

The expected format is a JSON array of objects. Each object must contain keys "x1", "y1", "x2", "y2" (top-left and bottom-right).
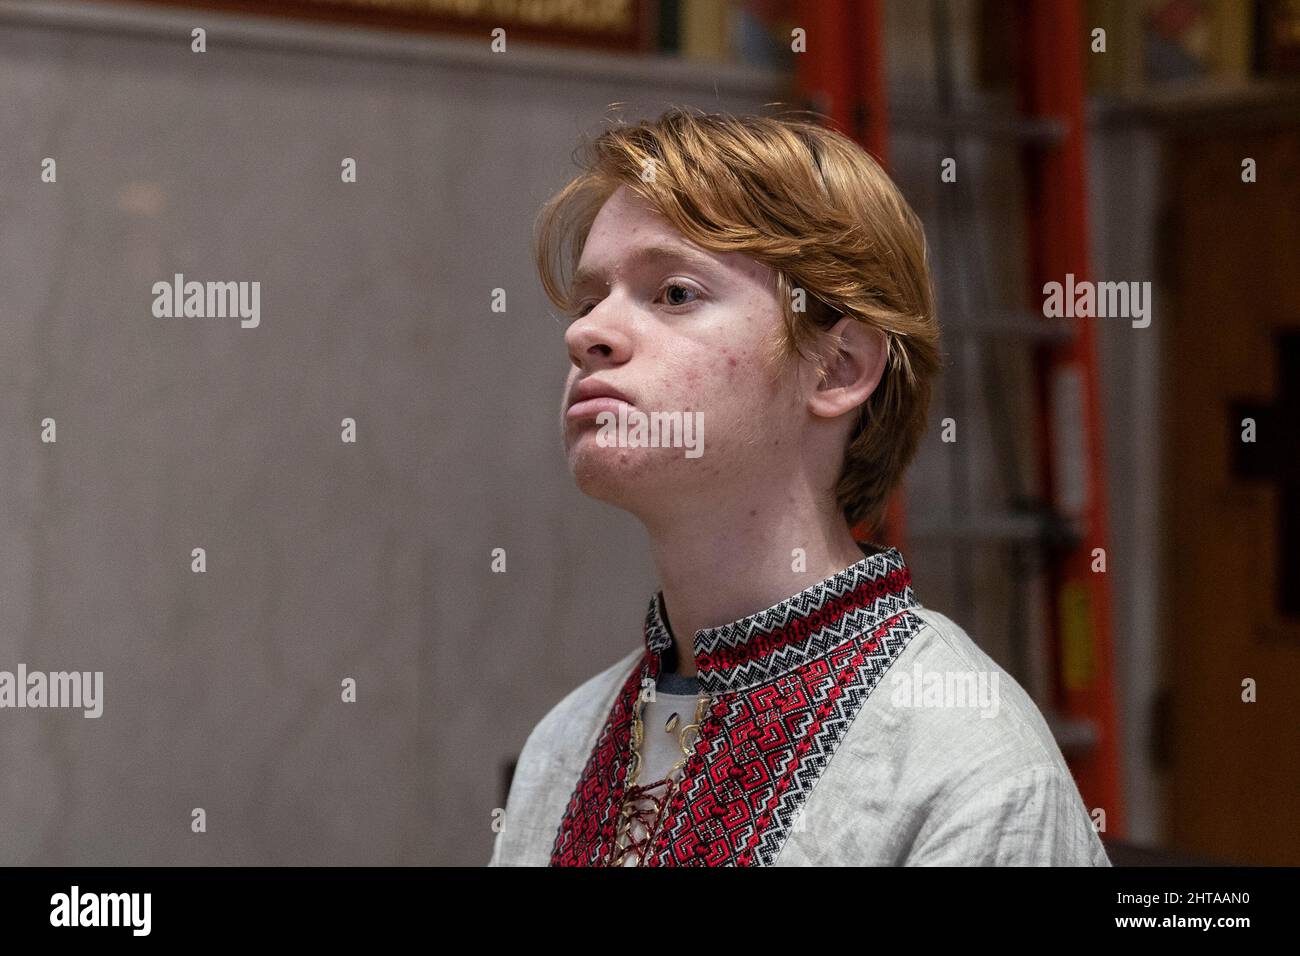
[{"x1": 905, "y1": 763, "x2": 1111, "y2": 866}]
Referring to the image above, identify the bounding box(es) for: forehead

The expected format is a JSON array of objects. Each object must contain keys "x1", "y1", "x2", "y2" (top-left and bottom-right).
[{"x1": 573, "y1": 185, "x2": 771, "y2": 290}]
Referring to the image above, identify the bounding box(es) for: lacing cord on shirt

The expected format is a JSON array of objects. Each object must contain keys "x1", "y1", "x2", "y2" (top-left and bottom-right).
[{"x1": 611, "y1": 777, "x2": 673, "y2": 865}]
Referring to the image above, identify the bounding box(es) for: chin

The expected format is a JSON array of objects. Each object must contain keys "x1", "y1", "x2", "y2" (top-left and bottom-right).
[
  {"x1": 564, "y1": 432, "x2": 688, "y2": 510},
  {"x1": 567, "y1": 438, "x2": 641, "y2": 501}
]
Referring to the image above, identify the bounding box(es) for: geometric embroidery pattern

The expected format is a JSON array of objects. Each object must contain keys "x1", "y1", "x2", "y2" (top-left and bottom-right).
[{"x1": 550, "y1": 547, "x2": 923, "y2": 866}]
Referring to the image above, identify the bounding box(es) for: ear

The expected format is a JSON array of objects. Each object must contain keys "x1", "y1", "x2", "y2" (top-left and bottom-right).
[{"x1": 804, "y1": 317, "x2": 888, "y2": 424}]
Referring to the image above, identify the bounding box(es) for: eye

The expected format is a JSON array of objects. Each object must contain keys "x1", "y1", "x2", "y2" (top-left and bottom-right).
[
  {"x1": 660, "y1": 282, "x2": 702, "y2": 308},
  {"x1": 571, "y1": 282, "x2": 701, "y2": 319}
]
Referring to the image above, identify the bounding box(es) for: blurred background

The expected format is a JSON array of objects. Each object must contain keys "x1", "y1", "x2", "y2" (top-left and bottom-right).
[{"x1": 1, "y1": 0, "x2": 1296, "y2": 866}]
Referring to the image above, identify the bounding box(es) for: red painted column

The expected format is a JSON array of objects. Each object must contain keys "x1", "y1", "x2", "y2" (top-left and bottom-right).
[{"x1": 1017, "y1": 0, "x2": 1125, "y2": 837}]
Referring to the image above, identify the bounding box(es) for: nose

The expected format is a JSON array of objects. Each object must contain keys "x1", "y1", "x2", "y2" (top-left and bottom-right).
[{"x1": 564, "y1": 298, "x2": 632, "y2": 372}]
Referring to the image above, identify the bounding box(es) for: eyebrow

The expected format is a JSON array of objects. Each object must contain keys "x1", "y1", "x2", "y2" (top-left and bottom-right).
[{"x1": 569, "y1": 243, "x2": 718, "y2": 294}]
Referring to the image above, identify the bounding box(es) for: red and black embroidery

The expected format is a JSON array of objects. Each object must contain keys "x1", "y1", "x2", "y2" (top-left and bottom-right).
[
  {"x1": 548, "y1": 652, "x2": 659, "y2": 866},
  {"x1": 550, "y1": 547, "x2": 923, "y2": 867}
]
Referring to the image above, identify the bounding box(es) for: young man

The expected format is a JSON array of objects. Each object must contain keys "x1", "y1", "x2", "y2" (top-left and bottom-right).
[{"x1": 489, "y1": 109, "x2": 1110, "y2": 867}]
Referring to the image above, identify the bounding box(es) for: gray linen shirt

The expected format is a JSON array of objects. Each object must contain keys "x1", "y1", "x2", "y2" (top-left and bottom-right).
[{"x1": 490, "y1": 552, "x2": 1112, "y2": 867}]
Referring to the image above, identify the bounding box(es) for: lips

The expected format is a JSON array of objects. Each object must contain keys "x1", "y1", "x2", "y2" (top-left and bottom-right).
[{"x1": 567, "y1": 379, "x2": 635, "y2": 421}]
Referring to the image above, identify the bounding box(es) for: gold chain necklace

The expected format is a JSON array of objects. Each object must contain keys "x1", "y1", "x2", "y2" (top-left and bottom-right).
[{"x1": 609, "y1": 688, "x2": 711, "y2": 866}]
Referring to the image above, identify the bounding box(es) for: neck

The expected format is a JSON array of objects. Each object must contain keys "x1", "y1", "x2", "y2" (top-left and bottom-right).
[{"x1": 643, "y1": 499, "x2": 868, "y2": 678}]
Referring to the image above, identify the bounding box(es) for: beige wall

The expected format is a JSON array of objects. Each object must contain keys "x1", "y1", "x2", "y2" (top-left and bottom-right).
[{"x1": 0, "y1": 0, "x2": 782, "y2": 865}]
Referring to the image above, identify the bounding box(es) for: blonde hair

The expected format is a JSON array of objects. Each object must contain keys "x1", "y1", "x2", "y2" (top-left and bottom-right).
[{"x1": 535, "y1": 106, "x2": 941, "y2": 533}]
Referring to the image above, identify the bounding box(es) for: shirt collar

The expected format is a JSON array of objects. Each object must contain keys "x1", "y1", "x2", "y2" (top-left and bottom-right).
[{"x1": 643, "y1": 544, "x2": 920, "y2": 696}]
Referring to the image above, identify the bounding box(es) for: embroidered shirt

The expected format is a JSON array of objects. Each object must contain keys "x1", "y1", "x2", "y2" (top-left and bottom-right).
[{"x1": 489, "y1": 546, "x2": 1111, "y2": 867}]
